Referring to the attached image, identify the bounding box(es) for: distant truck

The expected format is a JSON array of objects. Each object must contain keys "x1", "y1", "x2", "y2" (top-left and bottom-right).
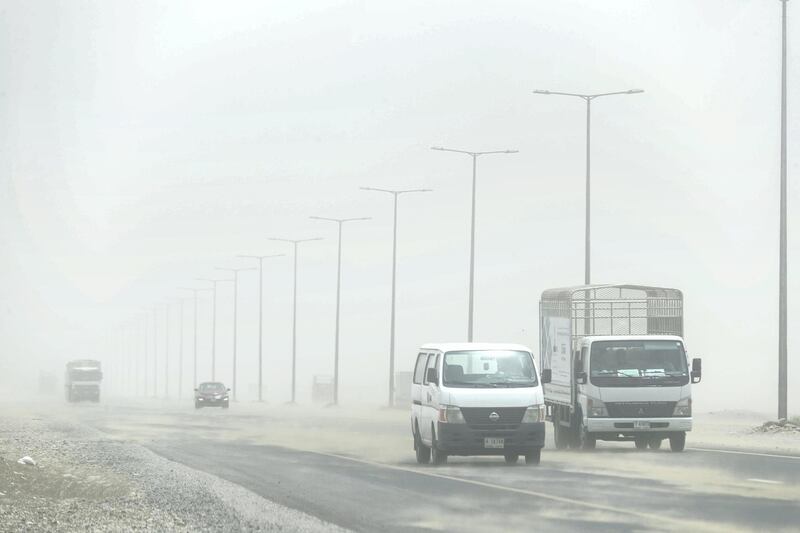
[
  {"x1": 65, "y1": 359, "x2": 103, "y2": 402},
  {"x1": 540, "y1": 284, "x2": 701, "y2": 452}
]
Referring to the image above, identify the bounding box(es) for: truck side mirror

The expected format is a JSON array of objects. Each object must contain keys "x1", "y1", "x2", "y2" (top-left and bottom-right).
[
  {"x1": 194, "y1": 388, "x2": 198, "y2": 392},
  {"x1": 227, "y1": 388, "x2": 231, "y2": 392},
  {"x1": 691, "y1": 358, "x2": 702, "y2": 384},
  {"x1": 425, "y1": 368, "x2": 438, "y2": 385},
  {"x1": 575, "y1": 371, "x2": 587, "y2": 385},
  {"x1": 541, "y1": 369, "x2": 552, "y2": 384}
]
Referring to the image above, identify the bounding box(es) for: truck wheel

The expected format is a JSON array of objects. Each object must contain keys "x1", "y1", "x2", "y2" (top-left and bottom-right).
[
  {"x1": 634, "y1": 438, "x2": 648, "y2": 450},
  {"x1": 553, "y1": 421, "x2": 568, "y2": 450},
  {"x1": 222, "y1": 402, "x2": 229, "y2": 409},
  {"x1": 669, "y1": 432, "x2": 686, "y2": 452},
  {"x1": 195, "y1": 402, "x2": 202, "y2": 409},
  {"x1": 648, "y1": 438, "x2": 663, "y2": 450},
  {"x1": 430, "y1": 426, "x2": 447, "y2": 465},
  {"x1": 414, "y1": 425, "x2": 431, "y2": 464},
  {"x1": 577, "y1": 418, "x2": 596, "y2": 450},
  {"x1": 504, "y1": 454, "x2": 519, "y2": 465},
  {"x1": 525, "y1": 449, "x2": 541, "y2": 466}
]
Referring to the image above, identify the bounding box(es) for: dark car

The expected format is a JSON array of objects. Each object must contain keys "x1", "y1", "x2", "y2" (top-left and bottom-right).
[{"x1": 194, "y1": 382, "x2": 230, "y2": 409}]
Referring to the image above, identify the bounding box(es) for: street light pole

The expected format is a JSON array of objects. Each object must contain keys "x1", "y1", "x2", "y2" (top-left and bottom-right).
[
  {"x1": 181, "y1": 288, "x2": 212, "y2": 390},
  {"x1": 532, "y1": 88, "x2": 643, "y2": 284},
  {"x1": 152, "y1": 306, "x2": 158, "y2": 397},
  {"x1": 177, "y1": 297, "x2": 189, "y2": 399},
  {"x1": 778, "y1": 0, "x2": 790, "y2": 420},
  {"x1": 164, "y1": 302, "x2": 170, "y2": 398},
  {"x1": 361, "y1": 187, "x2": 432, "y2": 406},
  {"x1": 431, "y1": 146, "x2": 518, "y2": 342},
  {"x1": 238, "y1": 254, "x2": 285, "y2": 402},
  {"x1": 196, "y1": 279, "x2": 233, "y2": 381},
  {"x1": 310, "y1": 216, "x2": 371, "y2": 406},
  {"x1": 268, "y1": 237, "x2": 323, "y2": 403},
  {"x1": 216, "y1": 267, "x2": 257, "y2": 401}
]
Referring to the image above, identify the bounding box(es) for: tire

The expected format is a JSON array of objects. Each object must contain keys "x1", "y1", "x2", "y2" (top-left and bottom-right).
[
  {"x1": 414, "y1": 424, "x2": 430, "y2": 464},
  {"x1": 577, "y1": 415, "x2": 596, "y2": 450},
  {"x1": 504, "y1": 454, "x2": 519, "y2": 465},
  {"x1": 525, "y1": 449, "x2": 542, "y2": 466},
  {"x1": 634, "y1": 438, "x2": 648, "y2": 450},
  {"x1": 648, "y1": 438, "x2": 663, "y2": 450},
  {"x1": 195, "y1": 402, "x2": 202, "y2": 409},
  {"x1": 553, "y1": 421, "x2": 570, "y2": 450},
  {"x1": 669, "y1": 432, "x2": 686, "y2": 452},
  {"x1": 430, "y1": 426, "x2": 447, "y2": 465},
  {"x1": 222, "y1": 402, "x2": 229, "y2": 409}
]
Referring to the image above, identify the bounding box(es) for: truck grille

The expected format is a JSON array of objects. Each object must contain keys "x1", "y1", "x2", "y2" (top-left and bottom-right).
[
  {"x1": 460, "y1": 407, "x2": 527, "y2": 428},
  {"x1": 605, "y1": 402, "x2": 676, "y2": 418}
]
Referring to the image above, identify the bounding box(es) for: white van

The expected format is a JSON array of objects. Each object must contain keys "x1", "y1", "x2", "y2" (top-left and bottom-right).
[{"x1": 410, "y1": 343, "x2": 549, "y2": 465}]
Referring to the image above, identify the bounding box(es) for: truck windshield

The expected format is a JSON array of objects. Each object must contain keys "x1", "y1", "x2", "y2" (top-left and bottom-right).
[
  {"x1": 442, "y1": 350, "x2": 538, "y2": 388},
  {"x1": 590, "y1": 340, "x2": 688, "y2": 387}
]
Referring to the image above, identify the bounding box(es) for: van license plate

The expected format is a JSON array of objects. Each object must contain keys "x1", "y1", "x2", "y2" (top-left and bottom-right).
[
  {"x1": 634, "y1": 420, "x2": 650, "y2": 429},
  {"x1": 484, "y1": 437, "x2": 504, "y2": 449}
]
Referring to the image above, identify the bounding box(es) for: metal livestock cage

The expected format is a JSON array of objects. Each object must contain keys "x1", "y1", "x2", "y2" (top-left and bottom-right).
[{"x1": 540, "y1": 284, "x2": 683, "y2": 370}]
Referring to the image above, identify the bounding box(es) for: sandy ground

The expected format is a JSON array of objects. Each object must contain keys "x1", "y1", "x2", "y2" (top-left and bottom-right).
[{"x1": 0, "y1": 406, "x2": 347, "y2": 532}]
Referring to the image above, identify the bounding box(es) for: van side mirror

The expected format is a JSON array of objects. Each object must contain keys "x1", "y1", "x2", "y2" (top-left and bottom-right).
[
  {"x1": 194, "y1": 388, "x2": 198, "y2": 392},
  {"x1": 425, "y1": 368, "x2": 438, "y2": 385},
  {"x1": 691, "y1": 358, "x2": 702, "y2": 384},
  {"x1": 541, "y1": 369, "x2": 552, "y2": 384},
  {"x1": 575, "y1": 371, "x2": 587, "y2": 385}
]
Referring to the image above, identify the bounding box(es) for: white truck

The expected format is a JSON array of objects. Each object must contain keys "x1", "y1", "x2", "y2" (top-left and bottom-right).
[
  {"x1": 540, "y1": 284, "x2": 701, "y2": 452},
  {"x1": 65, "y1": 359, "x2": 103, "y2": 402}
]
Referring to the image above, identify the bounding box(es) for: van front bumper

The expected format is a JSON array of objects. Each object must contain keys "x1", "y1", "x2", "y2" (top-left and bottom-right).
[
  {"x1": 586, "y1": 417, "x2": 692, "y2": 435},
  {"x1": 436, "y1": 421, "x2": 545, "y2": 455}
]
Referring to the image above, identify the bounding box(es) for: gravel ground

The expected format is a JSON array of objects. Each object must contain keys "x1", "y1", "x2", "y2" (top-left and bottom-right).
[{"x1": 0, "y1": 410, "x2": 348, "y2": 532}]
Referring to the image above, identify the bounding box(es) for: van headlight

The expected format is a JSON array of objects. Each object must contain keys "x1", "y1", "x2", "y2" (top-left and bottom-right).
[
  {"x1": 438, "y1": 405, "x2": 465, "y2": 424},
  {"x1": 587, "y1": 398, "x2": 608, "y2": 417},
  {"x1": 673, "y1": 398, "x2": 692, "y2": 416},
  {"x1": 522, "y1": 404, "x2": 546, "y2": 423}
]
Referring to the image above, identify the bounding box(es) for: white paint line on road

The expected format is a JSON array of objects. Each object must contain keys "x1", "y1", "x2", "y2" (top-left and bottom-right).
[
  {"x1": 306, "y1": 449, "x2": 723, "y2": 532},
  {"x1": 689, "y1": 447, "x2": 800, "y2": 460},
  {"x1": 746, "y1": 478, "x2": 783, "y2": 485}
]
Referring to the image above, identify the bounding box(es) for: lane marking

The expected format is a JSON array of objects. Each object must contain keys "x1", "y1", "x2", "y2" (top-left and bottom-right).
[
  {"x1": 746, "y1": 478, "x2": 783, "y2": 485},
  {"x1": 303, "y1": 449, "x2": 721, "y2": 531},
  {"x1": 689, "y1": 447, "x2": 800, "y2": 460}
]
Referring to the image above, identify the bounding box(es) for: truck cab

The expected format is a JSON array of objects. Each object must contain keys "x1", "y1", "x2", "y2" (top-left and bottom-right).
[{"x1": 574, "y1": 335, "x2": 701, "y2": 451}]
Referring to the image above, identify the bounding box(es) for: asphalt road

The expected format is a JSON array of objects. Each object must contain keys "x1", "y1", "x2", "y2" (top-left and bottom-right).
[{"x1": 71, "y1": 402, "x2": 800, "y2": 532}]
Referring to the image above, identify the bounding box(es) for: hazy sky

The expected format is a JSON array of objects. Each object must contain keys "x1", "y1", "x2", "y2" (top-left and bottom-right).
[{"x1": 1, "y1": 1, "x2": 798, "y2": 413}]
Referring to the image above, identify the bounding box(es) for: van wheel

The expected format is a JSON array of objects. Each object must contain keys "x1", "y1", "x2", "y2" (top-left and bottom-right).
[
  {"x1": 430, "y1": 426, "x2": 447, "y2": 465},
  {"x1": 504, "y1": 454, "x2": 519, "y2": 465},
  {"x1": 634, "y1": 438, "x2": 648, "y2": 450},
  {"x1": 414, "y1": 426, "x2": 430, "y2": 464},
  {"x1": 649, "y1": 438, "x2": 663, "y2": 450},
  {"x1": 525, "y1": 449, "x2": 541, "y2": 466},
  {"x1": 669, "y1": 432, "x2": 686, "y2": 452}
]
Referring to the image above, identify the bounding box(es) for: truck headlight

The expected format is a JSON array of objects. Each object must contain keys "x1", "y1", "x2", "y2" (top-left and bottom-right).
[
  {"x1": 587, "y1": 398, "x2": 608, "y2": 417},
  {"x1": 522, "y1": 404, "x2": 546, "y2": 423},
  {"x1": 673, "y1": 398, "x2": 691, "y2": 416},
  {"x1": 438, "y1": 405, "x2": 465, "y2": 424}
]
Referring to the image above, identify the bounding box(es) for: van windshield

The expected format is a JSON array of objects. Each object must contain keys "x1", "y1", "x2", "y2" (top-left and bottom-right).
[{"x1": 442, "y1": 350, "x2": 537, "y2": 388}]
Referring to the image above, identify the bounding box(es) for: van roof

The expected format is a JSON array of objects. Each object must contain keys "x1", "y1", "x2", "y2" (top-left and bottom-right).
[{"x1": 420, "y1": 342, "x2": 533, "y2": 353}]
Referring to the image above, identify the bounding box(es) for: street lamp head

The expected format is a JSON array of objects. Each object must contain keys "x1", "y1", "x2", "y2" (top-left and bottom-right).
[
  {"x1": 628, "y1": 89, "x2": 644, "y2": 94},
  {"x1": 532, "y1": 90, "x2": 551, "y2": 95},
  {"x1": 504, "y1": 150, "x2": 519, "y2": 154},
  {"x1": 430, "y1": 146, "x2": 445, "y2": 151}
]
